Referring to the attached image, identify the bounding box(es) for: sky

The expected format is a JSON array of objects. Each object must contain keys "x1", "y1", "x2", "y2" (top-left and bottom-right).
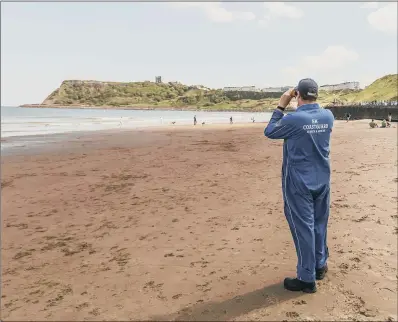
[{"x1": 1, "y1": 1, "x2": 397, "y2": 106}]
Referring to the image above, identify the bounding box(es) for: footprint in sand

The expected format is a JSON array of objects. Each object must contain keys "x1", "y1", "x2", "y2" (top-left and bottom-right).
[
  {"x1": 143, "y1": 281, "x2": 164, "y2": 293},
  {"x1": 339, "y1": 263, "x2": 349, "y2": 271},
  {"x1": 172, "y1": 294, "x2": 182, "y2": 300},
  {"x1": 89, "y1": 308, "x2": 100, "y2": 316},
  {"x1": 286, "y1": 311, "x2": 300, "y2": 318},
  {"x1": 76, "y1": 302, "x2": 89, "y2": 311}
]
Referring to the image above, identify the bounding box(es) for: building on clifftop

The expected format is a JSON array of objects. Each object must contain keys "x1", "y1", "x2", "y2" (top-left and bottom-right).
[{"x1": 320, "y1": 81, "x2": 360, "y2": 91}]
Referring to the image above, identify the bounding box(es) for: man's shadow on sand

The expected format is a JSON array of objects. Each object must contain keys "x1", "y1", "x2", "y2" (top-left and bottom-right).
[{"x1": 151, "y1": 281, "x2": 304, "y2": 321}]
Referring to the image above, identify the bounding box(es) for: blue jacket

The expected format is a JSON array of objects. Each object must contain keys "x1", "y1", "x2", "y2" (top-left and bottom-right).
[{"x1": 264, "y1": 104, "x2": 334, "y2": 191}]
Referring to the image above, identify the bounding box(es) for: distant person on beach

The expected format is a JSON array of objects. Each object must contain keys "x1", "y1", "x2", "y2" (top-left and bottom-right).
[
  {"x1": 388, "y1": 113, "x2": 392, "y2": 123},
  {"x1": 346, "y1": 113, "x2": 351, "y2": 122},
  {"x1": 264, "y1": 78, "x2": 334, "y2": 293},
  {"x1": 369, "y1": 119, "x2": 378, "y2": 128},
  {"x1": 381, "y1": 119, "x2": 387, "y2": 128},
  {"x1": 194, "y1": 115, "x2": 197, "y2": 126},
  {"x1": 230, "y1": 116, "x2": 233, "y2": 124}
]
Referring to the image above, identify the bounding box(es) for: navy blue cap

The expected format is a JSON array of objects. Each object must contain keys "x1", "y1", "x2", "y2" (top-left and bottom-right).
[{"x1": 295, "y1": 78, "x2": 318, "y2": 99}]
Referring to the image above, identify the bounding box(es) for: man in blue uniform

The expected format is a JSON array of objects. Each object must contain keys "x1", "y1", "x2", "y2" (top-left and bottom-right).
[{"x1": 264, "y1": 78, "x2": 334, "y2": 293}]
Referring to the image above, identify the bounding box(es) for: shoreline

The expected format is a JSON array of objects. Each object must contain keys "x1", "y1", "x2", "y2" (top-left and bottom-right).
[
  {"x1": 18, "y1": 104, "x2": 276, "y2": 112},
  {"x1": 0, "y1": 119, "x2": 386, "y2": 158}
]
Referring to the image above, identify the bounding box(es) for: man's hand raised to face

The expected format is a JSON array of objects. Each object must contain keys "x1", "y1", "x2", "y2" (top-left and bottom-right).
[{"x1": 278, "y1": 89, "x2": 295, "y2": 109}]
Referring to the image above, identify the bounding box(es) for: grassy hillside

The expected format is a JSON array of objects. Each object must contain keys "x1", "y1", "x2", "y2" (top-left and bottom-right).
[
  {"x1": 320, "y1": 74, "x2": 397, "y2": 106},
  {"x1": 41, "y1": 80, "x2": 281, "y2": 111},
  {"x1": 36, "y1": 74, "x2": 397, "y2": 111},
  {"x1": 345, "y1": 74, "x2": 397, "y2": 102}
]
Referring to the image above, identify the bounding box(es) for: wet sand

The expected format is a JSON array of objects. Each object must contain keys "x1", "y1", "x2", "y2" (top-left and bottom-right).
[{"x1": 1, "y1": 120, "x2": 397, "y2": 321}]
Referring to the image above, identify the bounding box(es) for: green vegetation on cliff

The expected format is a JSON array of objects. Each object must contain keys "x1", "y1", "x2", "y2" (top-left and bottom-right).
[
  {"x1": 37, "y1": 74, "x2": 397, "y2": 111},
  {"x1": 344, "y1": 74, "x2": 397, "y2": 102},
  {"x1": 43, "y1": 80, "x2": 232, "y2": 110},
  {"x1": 318, "y1": 74, "x2": 397, "y2": 105}
]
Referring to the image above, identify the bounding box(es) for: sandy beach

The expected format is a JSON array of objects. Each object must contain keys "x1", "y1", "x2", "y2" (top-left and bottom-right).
[{"x1": 1, "y1": 120, "x2": 397, "y2": 321}]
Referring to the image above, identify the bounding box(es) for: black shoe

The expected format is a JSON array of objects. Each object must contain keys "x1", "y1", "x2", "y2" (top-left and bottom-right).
[
  {"x1": 284, "y1": 278, "x2": 317, "y2": 293},
  {"x1": 316, "y1": 265, "x2": 328, "y2": 280}
]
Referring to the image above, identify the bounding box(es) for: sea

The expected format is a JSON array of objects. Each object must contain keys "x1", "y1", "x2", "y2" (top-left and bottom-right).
[{"x1": 1, "y1": 106, "x2": 273, "y2": 152}]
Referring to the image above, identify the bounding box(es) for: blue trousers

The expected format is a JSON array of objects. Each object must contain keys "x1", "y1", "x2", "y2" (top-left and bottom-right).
[{"x1": 282, "y1": 166, "x2": 330, "y2": 283}]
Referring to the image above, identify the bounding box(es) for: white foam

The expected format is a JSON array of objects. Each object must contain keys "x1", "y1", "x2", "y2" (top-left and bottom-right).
[{"x1": 1, "y1": 107, "x2": 272, "y2": 150}]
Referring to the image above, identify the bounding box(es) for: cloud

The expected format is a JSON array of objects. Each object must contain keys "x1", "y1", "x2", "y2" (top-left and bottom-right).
[
  {"x1": 367, "y1": 3, "x2": 397, "y2": 34},
  {"x1": 283, "y1": 46, "x2": 359, "y2": 77},
  {"x1": 173, "y1": 2, "x2": 302, "y2": 26},
  {"x1": 172, "y1": 2, "x2": 255, "y2": 23},
  {"x1": 264, "y1": 2, "x2": 304, "y2": 19},
  {"x1": 303, "y1": 46, "x2": 359, "y2": 71},
  {"x1": 258, "y1": 2, "x2": 303, "y2": 28},
  {"x1": 360, "y1": 2, "x2": 379, "y2": 9}
]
